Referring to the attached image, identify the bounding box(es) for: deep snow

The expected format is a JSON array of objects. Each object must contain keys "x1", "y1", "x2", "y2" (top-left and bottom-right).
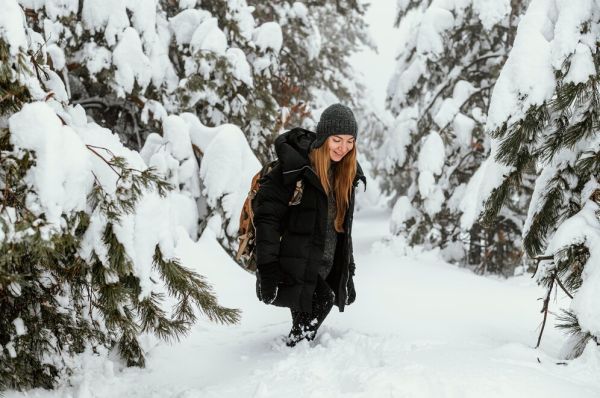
[{"x1": 8, "y1": 208, "x2": 600, "y2": 398}]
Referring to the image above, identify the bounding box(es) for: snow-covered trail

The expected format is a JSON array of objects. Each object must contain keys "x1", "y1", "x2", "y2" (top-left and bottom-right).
[{"x1": 11, "y1": 209, "x2": 600, "y2": 398}]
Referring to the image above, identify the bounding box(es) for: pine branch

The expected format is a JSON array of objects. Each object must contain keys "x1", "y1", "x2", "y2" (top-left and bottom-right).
[
  {"x1": 481, "y1": 151, "x2": 533, "y2": 227},
  {"x1": 536, "y1": 268, "x2": 556, "y2": 348},
  {"x1": 556, "y1": 309, "x2": 597, "y2": 359},
  {"x1": 495, "y1": 105, "x2": 549, "y2": 165},
  {"x1": 531, "y1": 255, "x2": 553, "y2": 278},
  {"x1": 86, "y1": 145, "x2": 123, "y2": 178},
  {"x1": 153, "y1": 247, "x2": 240, "y2": 325},
  {"x1": 576, "y1": 151, "x2": 600, "y2": 177},
  {"x1": 522, "y1": 173, "x2": 568, "y2": 257},
  {"x1": 555, "y1": 276, "x2": 574, "y2": 300},
  {"x1": 137, "y1": 292, "x2": 188, "y2": 341}
]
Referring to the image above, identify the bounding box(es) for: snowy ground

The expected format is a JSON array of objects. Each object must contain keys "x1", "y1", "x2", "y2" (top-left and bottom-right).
[{"x1": 9, "y1": 209, "x2": 600, "y2": 398}]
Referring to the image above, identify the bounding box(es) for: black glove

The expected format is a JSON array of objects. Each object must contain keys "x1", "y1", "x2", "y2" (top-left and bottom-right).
[
  {"x1": 257, "y1": 262, "x2": 283, "y2": 304},
  {"x1": 346, "y1": 263, "x2": 356, "y2": 305}
]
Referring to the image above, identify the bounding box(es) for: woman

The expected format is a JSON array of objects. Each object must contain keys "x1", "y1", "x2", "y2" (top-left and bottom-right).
[{"x1": 253, "y1": 103, "x2": 365, "y2": 346}]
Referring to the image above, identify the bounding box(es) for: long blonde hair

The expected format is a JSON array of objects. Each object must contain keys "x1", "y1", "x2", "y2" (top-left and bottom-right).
[{"x1": 309, "y1": 142, "x2": 357, "y2": 232}]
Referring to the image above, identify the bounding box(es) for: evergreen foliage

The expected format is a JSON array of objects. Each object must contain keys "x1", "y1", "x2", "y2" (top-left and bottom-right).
[
  {"x1": 249, "y1": 0, "x2": 372, "y2": 131},
  {"x1": 0, "y1": 133, "x2": 239, "y2": 389},
  {"x1": 0, "y1": 8, "x2": 239, "y2": 390},
  {"x1": 477, "y1": 0, "x2": 600, "y2": 357},
  {"x1": 0, "y1": 40, "x2": 30, "y2": 115},
  {"x1": 483, "y1": 36, "x2": 600, "y2": 258},
  {"x1": 383, "y1": 0, "x2": 530, "y2": 274},
  {"x1": 19, "y1": 0, "x2": 281, "y2": 158}
]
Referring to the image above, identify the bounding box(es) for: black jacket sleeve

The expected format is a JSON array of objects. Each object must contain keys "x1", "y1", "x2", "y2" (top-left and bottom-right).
[{"x1": 253, "y1": 164, "x2": 292, "y2": 270}]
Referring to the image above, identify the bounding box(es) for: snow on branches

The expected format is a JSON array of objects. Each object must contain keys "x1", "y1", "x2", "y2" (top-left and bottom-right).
[{"x1": 0, "y1": 2, "x2": 238, "y2": 389}]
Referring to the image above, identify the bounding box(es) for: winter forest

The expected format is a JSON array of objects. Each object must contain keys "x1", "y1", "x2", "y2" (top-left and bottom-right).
[{"x1": 2, "y1": 0, "x2": 600, "y2": 396}]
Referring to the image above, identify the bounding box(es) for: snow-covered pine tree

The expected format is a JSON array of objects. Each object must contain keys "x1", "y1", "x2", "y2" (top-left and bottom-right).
[
  {"x1": 140, "y1": 111, "x2": 262, "y2": 262},
  {"x1": 536, "y1": 181, "x2": 600, "y2": 359},
  {"x1": 16, "y1": 0, "x2": 285, "y2": 264},
  {"x1": 383, "y1": 0, "x2": 529, "y2": 273},
  {"x1": 465, "y1": 0, "x2": 600, "y2": 357},
  {"x1": 0, "y1": 2, "x2": 238, "y2": 390},
  {"x1": 19, "y1": 0, "x2": 281, "y2": 159},
  {"x1": 172, "y1": 0, "x2": 281, "y2": 162},
  {"x1": 248, "y1": 0, "x2": 373, "y2": 131}
]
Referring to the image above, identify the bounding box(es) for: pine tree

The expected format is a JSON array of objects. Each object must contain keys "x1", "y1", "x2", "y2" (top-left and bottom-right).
[
  {"x1": 474, "y1": 0, "x2": 600, "y2": 357},
  {"x1": 248, "y1": 0, "x2": 373, "y2": 131},
  {"x1": 19, "y1": 0, "x2": 281, "y2": 158},
  {"x1": 17, "y1": 0, "x2": 285, "y2": 262},
  {"x1": 383, "y1": 0, "x2": 529, "y2": 273},
  {"x1": 1, "y1": 3, "x2": 238, "y2": 390}
]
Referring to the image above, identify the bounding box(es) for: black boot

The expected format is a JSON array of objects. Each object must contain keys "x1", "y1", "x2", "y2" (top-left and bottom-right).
[{"x1": 286, "y1": 278, "x2": 334, "y2": 347}]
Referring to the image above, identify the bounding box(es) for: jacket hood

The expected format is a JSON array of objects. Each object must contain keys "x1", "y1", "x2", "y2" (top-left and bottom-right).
[
  {"x1": 274, "y1": 128, "x2": 314, "y2": 176},
  {"x1": 275, "y1": 128, "x2": 366, "y2": 188}
]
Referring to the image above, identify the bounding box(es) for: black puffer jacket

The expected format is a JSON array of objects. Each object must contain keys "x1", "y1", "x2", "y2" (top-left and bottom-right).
[{"x1": 254, "y1": 128, "x2": 365, "y2": 312}]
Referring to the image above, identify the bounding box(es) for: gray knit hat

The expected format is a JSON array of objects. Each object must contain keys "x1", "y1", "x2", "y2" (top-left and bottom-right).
[{"x1": 312, "y1": 103, "x2": 357, "y2": 149}]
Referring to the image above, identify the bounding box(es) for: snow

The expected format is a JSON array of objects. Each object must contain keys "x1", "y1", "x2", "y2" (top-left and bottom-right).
[
  {"x1": 46, "y1": 43, "x2": 66, "y2": 70},
  {"x1": 543, "y1": 179, "x2": 600, "y2": 338},
  {"x1": 433, "y1": 81, "x2": 477, "y2": 134},
  {"x1": 418, "y1": 131, "x2": 445, "y2": 176},
  {"x1": 8, "y1": 102, "x2": 93, "y2": 227},
  {"x1": 551, "y1": 1, "x2": 593, "y2": 69},
  {"x1": 416, "y1": 6, "x2": 454, "y2": 57},
  {"x1": 81, "y1": 0, "x2": 130, "y2": 47},
  {"x1": 564, "y1": 42, "x2": 596, "y2": 84},
  {"x1": 433, "y1": 98, "x2": 459, "y2": 129},
  {"x1": 291, "y1": 2, "x2": 309, "y2": 21},
  {"x1": 7, "y1": 209, "x2": 600, "y2": 397},
  {"x1": 226, "y1": 48, "x2": 253, "y2": 86},
  {"x1": 303, "y1": 21, "x2": 322, "y2": 61},
  {"x1": 472, "y1": 0, "x2": 511, "y2": 30},
  {"x1": 112, "y1": 27, "x2": 152, "y2": 96},
  {"x1": 522, "y1": 154, "x2": 575, "y2": 238},
  {"x1": 43, "y1": 70, "x2": 69, "y2": 103},
  {"x1": 418, "y1": 171, "x2": 436, "y2": 198},
  {"x1": 253, "y1": 22, "x2": 283, "y2": 53},
  {"x1": 12, "y1": 318, "x2": 26, "y2": 336},
  {"x1": 390, "y1": 195, "x2": 417, "y2": 234},
  {"x1": 459, "y1": 141, "x2": 513, "y2": 230},
  {"x1": 423, "y1": 185, "x2": 444, "y2": 216},
  {"x1": 5, "y1": 342, "x2": 17, "y2": 359},
  {"x1": 180, "y1": 113, "x2": 220, "y2": 151},
  {"x1": 388, "y1": 41, "x2": 425, "y2": 111},
  {"x1": 228, "y1": 0, "x2": 255, "y2": 42},
  {"x1": 453, "y1": 80, "x2": 477, "y2": 104},
  {"x1": 162, "y1": 115, "x2": 195, "y2": 161},
  {"x1": 178, "y1": 0, "x2": 196, "y2": 9},
  {"x1": 8, "y1": 282, "x2": 22, "y2": 297},
  {"x1": 127, "y1": 0, "x2": 159, "y2": 47},
  {"x1": 190, "y1": 17, "x2": 227, "y2": 56},
  {"x1": 485, "y1": 0, "x2": 597, "y2": 132},
  {"x1": 0, "y1": 0, "x2": 28, "y2": 55},
  {"x1": 453, "y1": 112, "x2": 475, "y2": 147},
  {"x1": 5, "y1": 0, "x2": 600, "y2": 394},
  {"x1": 34, "y1": 0, "x2": 78, "y2": 20},
  {"x1": 170, "y1": 9, "x2": 211, "y2": 45},
  {"x1": 78, "y1": 42, "x2": 112, "y2": 75},
  {"x1": 199, "y1": 124, "x2": 261, "y2": 237},
  {"x1": 16, "y1": 0, "x2": 45, "y2": 10},
  {"x1": 377, "y1": 108, "x2": 416, "y2": 172},
  {"x1": 7, "y1": 98, "x2": 200, "y2": 303},
  {"x1": 139, "y1": 115, "x2": 201, "y2": 239}
]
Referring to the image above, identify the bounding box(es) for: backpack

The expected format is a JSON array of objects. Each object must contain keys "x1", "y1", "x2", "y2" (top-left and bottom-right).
[{"x1": 236, "y1": 160, "x2": 303, "y2": 272}]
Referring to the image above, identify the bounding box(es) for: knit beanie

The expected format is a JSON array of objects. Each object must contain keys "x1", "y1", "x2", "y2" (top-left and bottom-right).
[{"x1": 312, "y1": 103, "x2": 357, "y2": 149}]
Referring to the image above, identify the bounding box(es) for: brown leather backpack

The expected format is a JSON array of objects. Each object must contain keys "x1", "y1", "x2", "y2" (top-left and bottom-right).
[{"x1": 236, "y1": 160, "x2": 303, "y2": 272}]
